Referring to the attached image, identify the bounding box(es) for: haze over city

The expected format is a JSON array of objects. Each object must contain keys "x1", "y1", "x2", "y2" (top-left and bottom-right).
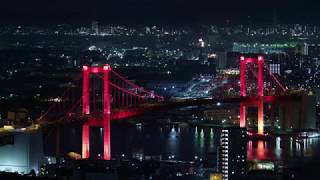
[{"x1": 2, "y1": 0, "x2": 320, "y2": 24}]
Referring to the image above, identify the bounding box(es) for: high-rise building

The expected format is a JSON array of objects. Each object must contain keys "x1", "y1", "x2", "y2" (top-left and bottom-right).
[
  {"x1": 269, "y1": 64, "x2": 281, "y2": 75},
  {"x1": 0, "y1": 131, "x2": 44, "y2": 174},
  {"x1": 273, "y1": 8, "x2": 278, "y2": 27},
  {"x1": 304, "y1": 43, "x2": 320, "y2": 57},
  {"x1": 198, "y1": 38, "x2": 208, "y2": 64},
  {"x1": 145, "y1": 26, "x2": 151, "y2": 34},
  {"x1": 92, "y1": 21, "x2": 99, "y2": 35},
  {"x1": 216, "y1": 51, "x2": 227, "y2": 70},
  {"x1": 279, "y1": 94, "x2": 317, "y2": 131},
  {"x1": 219, "y1": 127, "x2": 247, "y2": 180}
]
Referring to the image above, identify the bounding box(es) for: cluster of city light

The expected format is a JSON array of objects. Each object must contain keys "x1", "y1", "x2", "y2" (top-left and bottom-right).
[
  {"x1": 0, "y1": 124, "x2": 40, "y2": 134},
  {"x1": 46, "y1": 97, "x2": 62, "y2": 102},
  {"x1": 222, "y1": 69, "x2": 240, "y2": 75}
]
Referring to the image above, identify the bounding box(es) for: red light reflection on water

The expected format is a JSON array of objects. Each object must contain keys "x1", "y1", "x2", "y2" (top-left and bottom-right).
[
  {"x1": 257, "y1": 140, "x2": 265, "y2": 159},
  {"x1": 247, "y1": 140, "x2": 274, "y2": 161}
]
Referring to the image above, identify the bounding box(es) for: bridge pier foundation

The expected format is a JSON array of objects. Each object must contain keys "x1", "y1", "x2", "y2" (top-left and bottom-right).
[
  {"x1": 82, "y1": 124, "x2": 90, "y2": 159},
  {"x1": 240, "y1": 103, "x2": 246, "y2": 127},
  {"x1": 258, "y1": 100, "x2": 264, "y2": 135},
  {"x1": 103, "y1": 116, "x2": 111, "y2": 160}
]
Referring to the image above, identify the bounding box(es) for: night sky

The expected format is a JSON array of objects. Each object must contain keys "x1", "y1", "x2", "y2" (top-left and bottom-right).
[{"x1": 1, "y1": 0, "x2": 320, "y2": 25}]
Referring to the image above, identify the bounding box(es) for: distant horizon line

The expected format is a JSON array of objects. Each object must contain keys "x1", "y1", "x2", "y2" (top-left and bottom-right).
[{"x1": 2, "y1": 22, "x2": 320, "y2": 27}]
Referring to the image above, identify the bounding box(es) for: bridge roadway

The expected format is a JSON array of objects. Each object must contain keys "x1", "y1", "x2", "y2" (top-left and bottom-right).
[
  {"x1": 39, "y1": 95, "x2": 303, "y2": 126},
  {"x1": 107, "y1": 95, "x2": 303, "y2": 121},
  {"x1": 165, "y1": 95, "x2": 301, "y2": 107}
]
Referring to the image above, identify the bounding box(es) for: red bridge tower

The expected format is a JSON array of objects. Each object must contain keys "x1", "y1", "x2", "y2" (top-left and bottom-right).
[
  {"x1": 82, "y1": 65, "x2": 111, "y2": 160},
  {"x1": 239, "y1": 55, "x2": 265, "y2": 135}
]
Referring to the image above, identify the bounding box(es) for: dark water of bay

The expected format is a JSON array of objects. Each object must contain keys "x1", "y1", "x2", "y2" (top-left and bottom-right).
[{"x1": 44, "y1": 121, "x2": 320, "y2": 167}]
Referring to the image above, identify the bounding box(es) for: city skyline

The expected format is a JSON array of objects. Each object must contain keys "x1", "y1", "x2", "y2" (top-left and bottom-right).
[{"x1": 0, "y1": 2, "x2": 320, "y2": 179}]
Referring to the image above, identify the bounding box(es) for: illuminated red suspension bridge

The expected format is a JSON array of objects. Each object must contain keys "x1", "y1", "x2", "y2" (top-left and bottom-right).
[{"x1": 37, "y1": 55, "x2": 299, "y2": 160}]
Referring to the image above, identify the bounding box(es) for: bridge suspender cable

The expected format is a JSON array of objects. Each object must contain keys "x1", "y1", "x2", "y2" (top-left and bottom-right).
[{"x1": 264, "y1": 65, "x2": 287, "y2": 92}]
